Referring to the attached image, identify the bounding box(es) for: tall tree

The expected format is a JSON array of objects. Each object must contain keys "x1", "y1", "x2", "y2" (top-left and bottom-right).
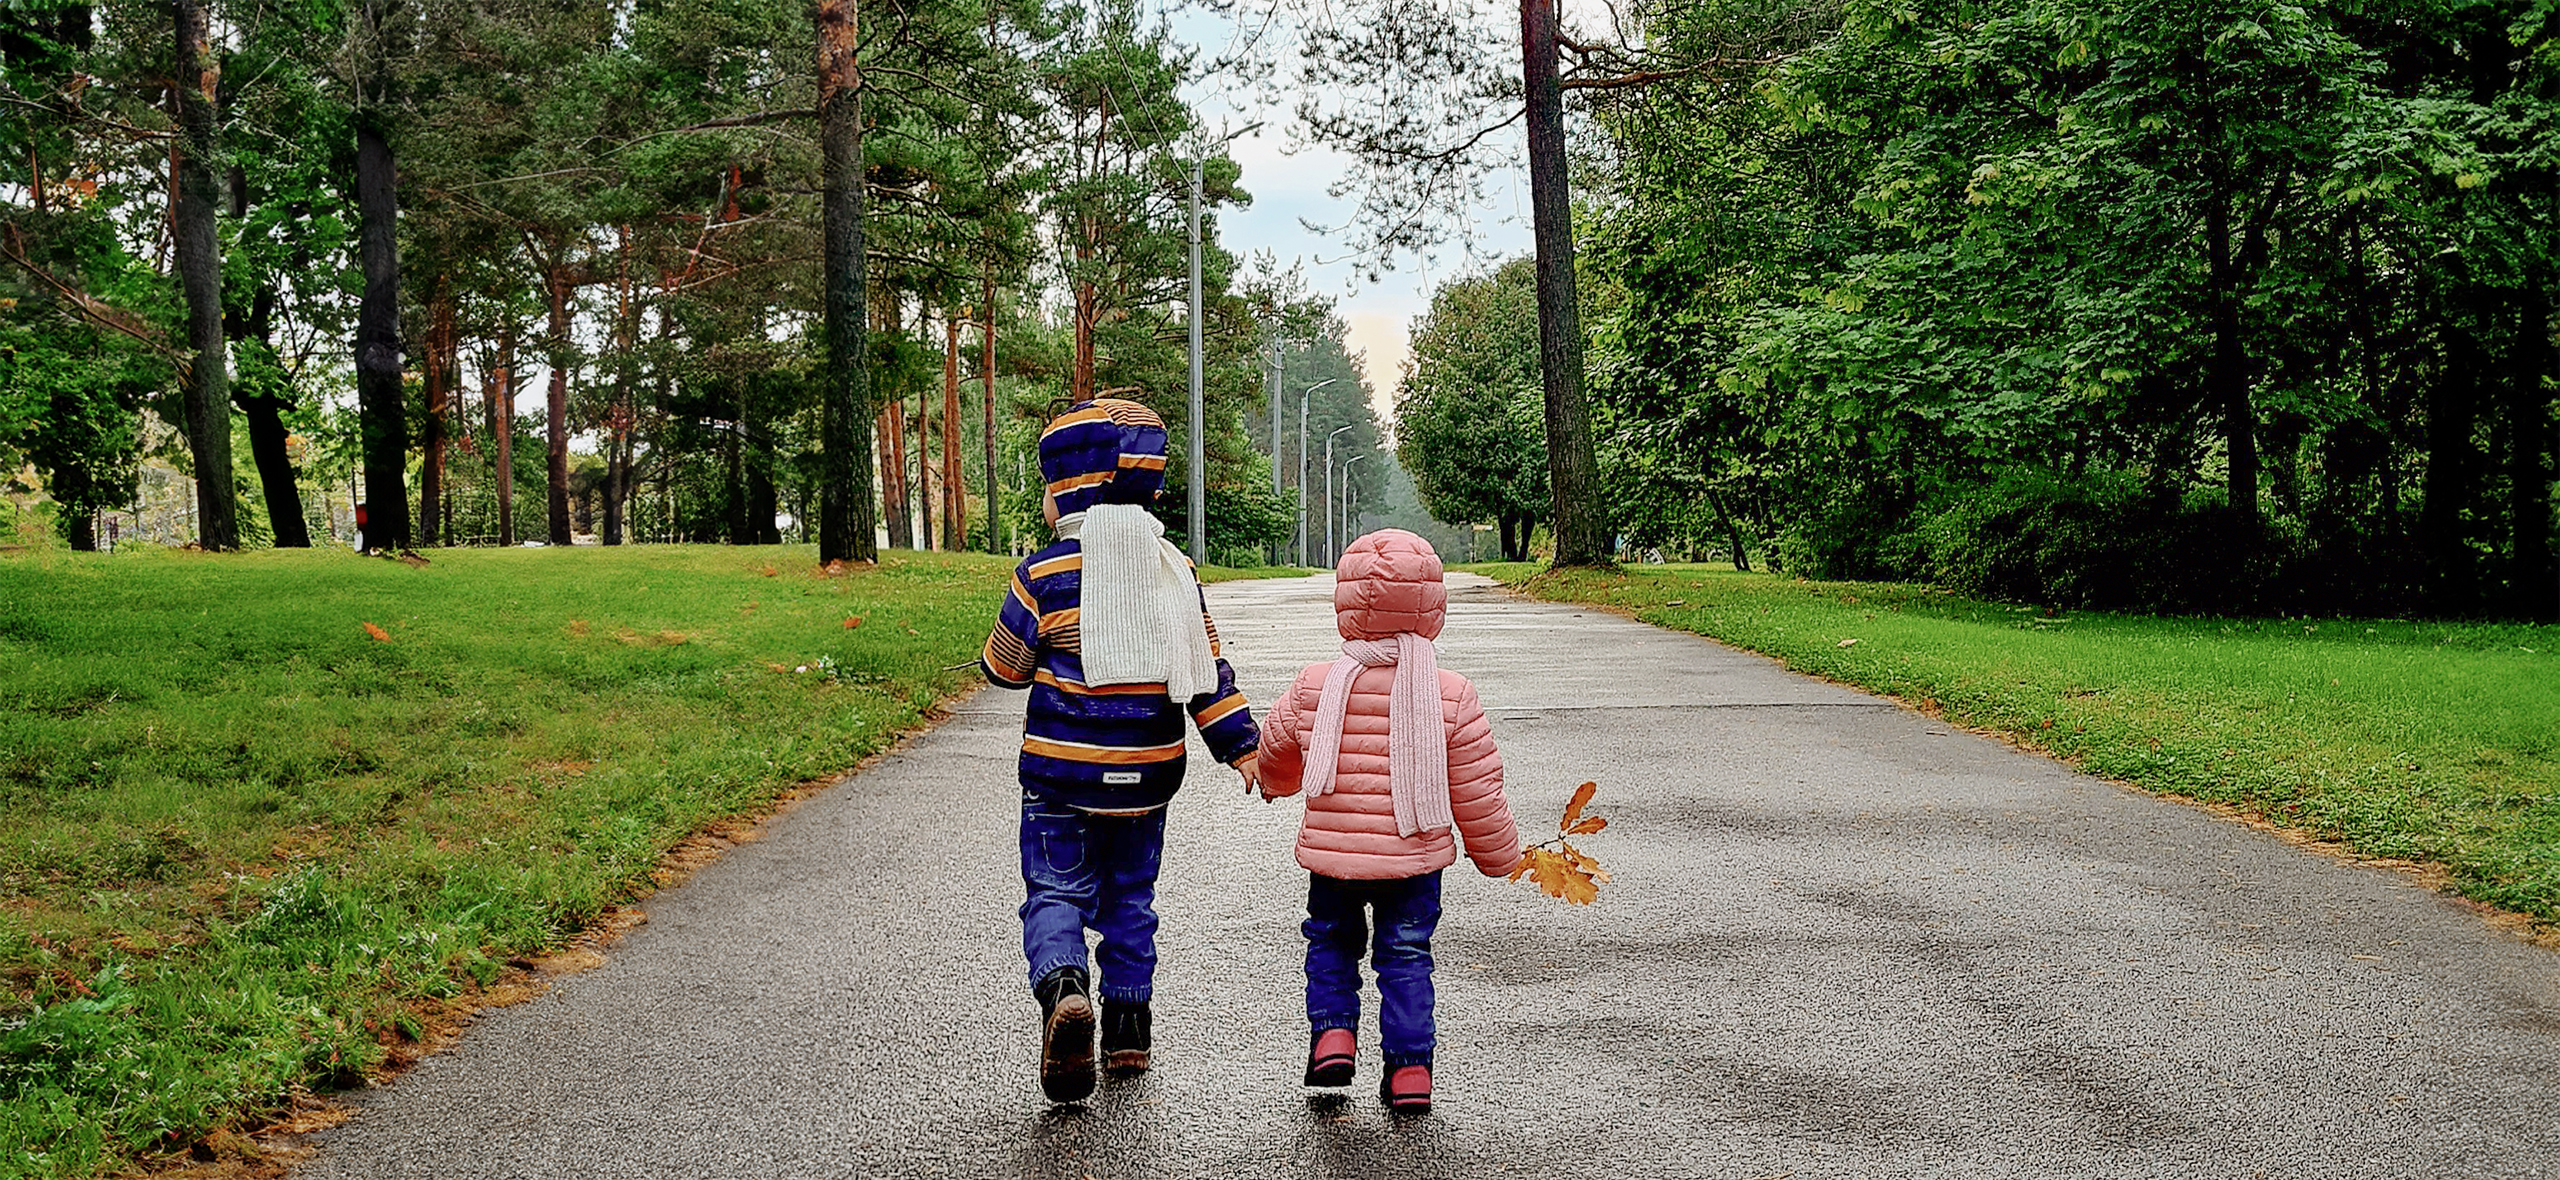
[
  {"x1": 171, "y1": 0, "x2": 237, "y2": 549},
  {"x1": 1517, "y1": 0, "x2": 1605, "y2": 564},
  {"x1": 348, "y1": 0, "x2": 409, "y2": 550},
  {"x1": 817, "y1": 0, "x2": 874, "y2": 564}
]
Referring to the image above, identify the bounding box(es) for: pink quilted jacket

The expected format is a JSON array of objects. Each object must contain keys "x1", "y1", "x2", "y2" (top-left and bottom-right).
[{"x1": 1258, "y1": 531, "x2": 1522, "y2": 881}]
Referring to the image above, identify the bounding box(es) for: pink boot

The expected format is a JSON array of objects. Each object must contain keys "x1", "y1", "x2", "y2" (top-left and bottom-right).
[
  {"x1": 1379, "y1": 1064, "x2": 1431, "y2": 1114},
  {"x1": 1304, "y1": 1028, "x2": 1356, "y2": 1086}
]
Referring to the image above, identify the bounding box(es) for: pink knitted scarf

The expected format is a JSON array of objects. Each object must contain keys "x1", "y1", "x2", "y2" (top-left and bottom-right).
[{"x1": 1301, "y1": 633, "x2": 1452, "y2": 838}]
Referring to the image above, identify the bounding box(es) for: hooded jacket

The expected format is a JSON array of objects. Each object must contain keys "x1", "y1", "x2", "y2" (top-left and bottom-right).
[
  {"x1": 980, "y1": 399, "x2": 1257, "y2": 811},
  {"x1": 1257, "y1": 530, "x2": 1521, "y2": 879}
]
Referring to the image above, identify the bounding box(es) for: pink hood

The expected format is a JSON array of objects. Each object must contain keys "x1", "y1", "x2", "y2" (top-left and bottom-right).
[{"x1": 1334, "y1": 530, "x2": 1446, "y2": 641}]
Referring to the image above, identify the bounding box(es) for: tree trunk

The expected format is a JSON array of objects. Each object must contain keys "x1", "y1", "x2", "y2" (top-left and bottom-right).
[
  {"x1": 1518, "y1": 0, "x2": 1606, "y2": 568},
  {"x1": 57, "y1": 464, "x2": 96, "y2": 551},
  {"x1": 239, "y1": 395, "x2": 304, "y2": 547},
  {"x1": 544, "y1": 264, "x2": 573, "y2": 545},
  {"x1": 173, "y1": 0, "x2": 238, "y2": 550},
  {"x1": 725, "y1": 380, "x2": 749, "y2": 545},
  {"x1": 353, "y1": 113, "x2": 409, "y2": 551},
  {"x1": 225, "y1": 160, "x2": 311, "y2": 549},
  {"x1": 878, "y1": 402, "x2": 909, "y2": 548},
  {"x1": 420, "y1": 279, "x2": 451, "y2": 546},
  {"x1": 816, "y1": 0, "x2": 876, "y2": 563},
  {"x1": 2206, "y1": 188, "x2": 2257, "y2": 524},
  {"x1": 1707, "y1": 486, "x2": 1751, "y2": 572},
  {"x1": 2424, "y1": 308, "x2": 2483, "y2": 610},
  {"x1": 982, "y1": 285, "x2": 999, "y2": 553},
  {"x1": 746, "y1": 372, "x2": 779, "y2": 544},
  {"x1": 2513, "y1": 279, "x2": 2555, "y2": 620},
  {"x1": 916, "y1": 395, "x2": 935, "y2": 550},
  {"x1": 231, "y1": 284, "x2": 311, "y2": 548},
  {"x1": 491, "y1": 319, "x2": 515, "y2": 546},
  {"x1": 945, "y1": 311, "x2": 965, "y2": 550}
]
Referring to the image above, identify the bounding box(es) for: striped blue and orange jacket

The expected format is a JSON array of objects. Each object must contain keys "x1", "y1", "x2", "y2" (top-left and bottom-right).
[{"x1": 980, "y1": 540, "x2": 1259, "y2": 811}]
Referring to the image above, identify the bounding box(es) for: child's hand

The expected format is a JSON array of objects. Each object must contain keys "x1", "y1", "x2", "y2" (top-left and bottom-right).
[{"x1": 1233, "y1": 752, "x2": 1263, "y2": 798}]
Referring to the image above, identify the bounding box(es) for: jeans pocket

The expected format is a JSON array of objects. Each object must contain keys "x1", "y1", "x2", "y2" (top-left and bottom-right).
[{"x1": 1025, "y1": 807, "x2": 1088, "y2": 883}]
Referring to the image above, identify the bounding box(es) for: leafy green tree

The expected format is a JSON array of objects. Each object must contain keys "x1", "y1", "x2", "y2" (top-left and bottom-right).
[{"x1": 1398, "y1": 256, "x2": 1547, "y2": 561}]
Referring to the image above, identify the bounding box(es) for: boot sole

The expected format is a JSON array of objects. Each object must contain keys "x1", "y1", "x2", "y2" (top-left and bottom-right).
[
  {"x1": 1304, "y1": 1057, "x2": 1355, "y2": 1087},
  {"x1": 1105, "y1": 1048, "x2": 1150, "y2": 1075},
  {"x1": 1040, "y1": 994, "x2": 1097, "y2": 1103}
]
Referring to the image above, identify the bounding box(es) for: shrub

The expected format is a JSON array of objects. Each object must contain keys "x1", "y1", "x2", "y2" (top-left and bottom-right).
[
  {"x1": 1912, "y1": 469, "x2": 2297, "y2": 612},
  {"x1": 1773, "y1": 481, "x2": 1925, "y2": 580}
]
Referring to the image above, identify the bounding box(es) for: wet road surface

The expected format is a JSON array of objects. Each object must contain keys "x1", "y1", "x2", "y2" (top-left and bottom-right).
[{"x1": 301, "y1": 573, "x2": 2560, "y2": 1178}]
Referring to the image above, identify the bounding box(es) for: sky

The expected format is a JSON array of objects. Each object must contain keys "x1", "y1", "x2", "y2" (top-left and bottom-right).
[{"x1": 1168, "y1": 6, "x2": 1534, "y2": 431}]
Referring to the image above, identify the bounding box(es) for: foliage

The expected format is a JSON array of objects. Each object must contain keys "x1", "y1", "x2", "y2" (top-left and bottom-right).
[
  {"x1": 1396, "y1": 256, "x2": 1548, "y2": 561},
  {"x1": 1509, "y1": 780, "x2": 1611, "y2": 904},
  {"x1": 2, "y1": 0, "x2": 1284, "y2": 563},
  {"x1": 1481, "y1": 562, "x2": 2560, "y2": 923},
  {"x1": 1574, "y1": 0, "x2": 2560, "y2": 619},
  {"x1": 0, "y1": 544, "x2": 1009, "y2": 1176}
]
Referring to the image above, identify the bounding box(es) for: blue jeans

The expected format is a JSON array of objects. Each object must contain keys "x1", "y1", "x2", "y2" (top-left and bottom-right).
[
  {"x1": 1303, "y1": 871, "x2": 1442, "y2": 1068},
  {"x1": 1018, "y1": 796, "x2": 1166, "y2": 1003}
]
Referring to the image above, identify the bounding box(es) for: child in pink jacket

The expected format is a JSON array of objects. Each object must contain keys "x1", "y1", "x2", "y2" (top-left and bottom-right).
[{"x1": 1257, "y1": 529, "x2": 1522, "y2": 1114}]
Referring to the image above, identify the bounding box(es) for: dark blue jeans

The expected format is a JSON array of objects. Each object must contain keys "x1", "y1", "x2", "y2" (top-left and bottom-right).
[
  {"x1": 1018, "y1": 795, "x2": 1166, "y2": 1003},
  {"x1": 1303, "y1": 871, "x2": 1442, "y2": 1068}
]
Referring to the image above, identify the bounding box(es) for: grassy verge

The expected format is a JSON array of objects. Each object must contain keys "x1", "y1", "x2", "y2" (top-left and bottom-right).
[
  {"x1": 1468, "y1": 562, "x2": 2558, "y2": 925},
  {"x1": 0, "y1": 544, "x2": 1012, "y2": 1178}
]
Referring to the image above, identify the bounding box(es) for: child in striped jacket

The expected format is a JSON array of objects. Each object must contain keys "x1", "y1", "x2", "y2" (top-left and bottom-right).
[{"x1": 979, "y1": 398, "x2": 1261, "y2": 1104}]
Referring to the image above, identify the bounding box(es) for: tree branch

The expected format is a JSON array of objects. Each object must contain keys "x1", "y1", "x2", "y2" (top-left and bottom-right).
[
  {"x1": 0, "y1": 225, "x2": 187, "y2": 370},
  {"x1": 1561, "y1": 55, "x2": 1786, "y2": 92}
]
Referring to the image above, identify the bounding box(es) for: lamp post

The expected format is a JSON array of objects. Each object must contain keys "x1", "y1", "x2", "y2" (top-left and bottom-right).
[
  {"x1": 1339, "y1": 453, "x2": 1368, "y2": 554},
  {"x1": 1296, "y1": 377, "x2": 1340, "y2": 565},
  {"x1": 1322, "y1": 424, "x2": 1355, "y2": 567}
]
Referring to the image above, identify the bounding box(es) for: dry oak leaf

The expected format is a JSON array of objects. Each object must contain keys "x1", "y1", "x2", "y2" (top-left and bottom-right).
[
  {"x1": 361, "y1": 622, "x2": 391, "y2": 643},
  {"x1": 1560, "y1": 781, "x2": 1598, "y2": 833}
]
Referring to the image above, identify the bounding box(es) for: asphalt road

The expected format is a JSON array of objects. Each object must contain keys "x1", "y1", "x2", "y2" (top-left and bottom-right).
[{"x1": 299, "y1": 572, "x2": 2560, "y2": 1179}]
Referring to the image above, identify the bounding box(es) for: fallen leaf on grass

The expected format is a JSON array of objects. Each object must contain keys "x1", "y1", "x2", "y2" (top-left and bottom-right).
[
  {"x1": 843, "y1": 616, "x2": 864, "y2": 629},
  {"x1": 362, "y1": 622, "x2": 391, "y2": 643},
  {"x1": 1837, "y1": 638, "x2": 1860, "y2": 647}
]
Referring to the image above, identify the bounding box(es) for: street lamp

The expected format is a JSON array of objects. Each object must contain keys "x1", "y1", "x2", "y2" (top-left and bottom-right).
[
  {"x1": 1339, "y1": 453, "x2": 1369, "y2": 556},
  {"x1": 1322, "y1": 424, "x2": 1356, "y2": 567},
  {"x1": 1296, "y1": 377, "x2": 1341, "y2": 565}
]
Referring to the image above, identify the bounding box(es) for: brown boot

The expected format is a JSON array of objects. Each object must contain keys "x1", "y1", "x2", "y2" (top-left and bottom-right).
[
  {"x1": 1033, "y1": 967, "x2": 1096, "y2": 1103},
  {"x1": 1101, "y1": 999, "x2": 1151, "y2": 1075}
]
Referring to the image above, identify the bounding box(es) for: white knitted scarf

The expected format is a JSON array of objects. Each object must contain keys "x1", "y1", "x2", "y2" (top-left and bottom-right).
[
  {"x1": 1055, "y1": 505, "x2": 1217, "y2": 700},
  {"x1": 1302, "y1": 633, "x2": 1452, "y2": 838}
]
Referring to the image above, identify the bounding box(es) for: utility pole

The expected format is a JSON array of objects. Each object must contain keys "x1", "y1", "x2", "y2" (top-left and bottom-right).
[
  {"x1": 1341, "y1": 453, "x2": 1368, "y2": 554},
  {"x1": 1323, "y1": 423, "x2": 1354, "y2": 567},
  {"x1": 1295, "y1": 376, "x2": 1338, "y2": 566},
  {"x1": 1268, "y1": 336, "x2": 1283, "y2": 495},
  {"x1": 1187, "y1": 154, "x2": 1206, "y2": 565}
]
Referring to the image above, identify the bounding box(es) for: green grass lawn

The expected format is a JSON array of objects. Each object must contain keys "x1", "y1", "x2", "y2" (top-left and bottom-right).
[
  {"x1": 0, "y1": 544, "x2": 1016, "y2": 1178},
  {"x1": 1469, "y1": 562, "x2": 2559, "y2": 926}
]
